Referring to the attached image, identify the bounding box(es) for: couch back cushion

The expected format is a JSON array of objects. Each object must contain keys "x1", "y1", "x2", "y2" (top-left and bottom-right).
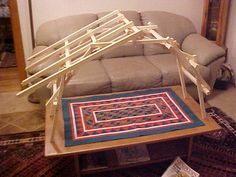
[
  {"x1": 97, "y1": 11, "x2": 144, "y2": 58},
  {"x1": 141, "y1": 11, "x2": 196, "y2": 55},
  {"x1": 36, "y1": 14, "x2": 98, "y2": 46}
]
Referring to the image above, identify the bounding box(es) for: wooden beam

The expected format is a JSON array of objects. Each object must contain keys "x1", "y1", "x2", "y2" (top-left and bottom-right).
[
  {"x1": 181, "y1": 67, "x2": 210, "y2": 95},
  {"x1": 17, "y1": 10, "x2": 212, "y2": 123},
  {"x1": 22, "y1": 21, "x2": 134, "y2": 86},
  {"x1": 196, "y1": 66, "x2": 207, "y2": 119},
  {"x1": 27, "y1": 10, "x2": 120, "y2": 61},
  {"x1": 176, "y1": 56, "x2": 187, "y2": 99},
  {"x1": 26, "y1": 14, "x2": 125, "y2": 70},
  {"x1": 67, "y1": 22, "x2": 125, "y2": 55},
  {"x1": 17, "y1": 30, "x2": 142, "y2": 97}
]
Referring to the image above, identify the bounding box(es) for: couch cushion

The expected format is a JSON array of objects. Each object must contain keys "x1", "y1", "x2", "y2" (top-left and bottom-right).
[
  {"x1": 146, "y1": 54, "x2": 210, "y2": 86},
  {"x1": 36, "y1": 14, "x2": 98, "y2": 46},
  {"x1": 63, "y1": 60, "x2": 111, "y2": 97},
  {"x1": 97, "y1": 11, "x2": 143, "y2": 58},
  {"x1": 101, "y1": 56, "x2": 162, "y2": 92},
  {"x1": 141, "y1": 11, "x2": 196, "y2": 55},
  {"x1": 182, "y1": 34, "x2": 226, "y2": 65},
  {"x1": 27, "y1": 46, "x2": 60, "y2": 76}
]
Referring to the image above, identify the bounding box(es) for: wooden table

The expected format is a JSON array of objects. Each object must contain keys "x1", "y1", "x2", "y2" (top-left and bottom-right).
[{"x1": 45, "y1": 86, "x2": 221, "y2": 176}]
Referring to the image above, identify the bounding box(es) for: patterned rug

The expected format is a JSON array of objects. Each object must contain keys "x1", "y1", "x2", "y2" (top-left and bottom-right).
[
  {"x1": 189, "y1": 107, "x2": 236, "y2": 177},
  {"x1": 0, "y1": 107, "x2": 235, "y2": 177},
  {"x1": 62, "y1": 88, "x2": 204, "y2": 146}
]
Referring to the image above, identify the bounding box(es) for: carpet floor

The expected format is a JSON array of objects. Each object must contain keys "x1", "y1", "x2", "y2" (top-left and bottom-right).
[{"x1": 0, "y1": 107, "x2": 235, "y2": 177}]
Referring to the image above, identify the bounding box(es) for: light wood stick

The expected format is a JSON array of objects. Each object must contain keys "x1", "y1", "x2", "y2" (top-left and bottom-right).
[
  {"x1": 45, "y1": 82, "x2": 60, "y2": 117},
  {"x1": 176, "y1": 56, "x2": 187, "y2": 99},
  {"x1": 50, "y1": 75, "x2": 65, "y2": 142},
  {"x1": 171, "y1": 43, "x2": 211, "y2": 95},
  {"x1": 133, "y1": 27, "x2": 211, "y2": 98},
  {"x1": 182, "y1": 67, "x2": 210, "y2": 95},
  {"x1": 67, "y1": 22, "x2": 125, "y2": 55},
  {"x1": 149, "y1": 29, "x2": 172, "y2": 49},
  {"x1": 149, "y1": 29, "x2": 167, "y2": 40},
  {"x1": 176, "y1": 45, "x2": 211, "y2": 93},
  {"x1": 196, "y1": 66, "x2": 207, "y2": 119},
  {"x1": 90, "y1": 38, "x2": 173, "y2": 48},
  {"x1": 27, "y1": 10, "x2": 120, "y2": 61},
  {"x1": 90, "y1": 32, "x2": 96, "y2": 43},
  {"x1": 26, "y1": 14, "x2": 125, "y2": 70},
  {"x1": 65, "y1": 40, "x2": 71, "y2": 68},
  {"x1": 81, "y1": 46, "x2": 91, "y2": 58},
  {"x1": 66, "y1": 19, "x2": 125, "y2": 56},
  {"x1": 17, "y1": 30, "x2": 142, "y2": 97},
  {"x1": 137, "y1": 25, "x2": 158, "y2": 30},
  {"x1": 111, "y1": 32, "x2": 128, "y2": 42},
  {"x1": 46, "y1": 82, "x2": 59, "y2": 107},
  {"x1": 96, "y1": 21, "x2": 133, "y2": 42},
  {"x1": 22, "y1": 22, "x2": 134, "y2": 86}
]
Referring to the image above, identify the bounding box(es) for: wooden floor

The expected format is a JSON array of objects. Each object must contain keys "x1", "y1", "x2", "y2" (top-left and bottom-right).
[
  {"x1": 0, "y1": 67, "x2": 43, "y2": 135},
  {"x1": 0, "y1": 67, "x2": 21, "y2": 93}
]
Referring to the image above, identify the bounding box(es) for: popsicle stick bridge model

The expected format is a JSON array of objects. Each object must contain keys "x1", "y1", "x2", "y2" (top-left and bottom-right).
[{"x1": 17, "y1": 10, "x2": 211, "y2": 141}]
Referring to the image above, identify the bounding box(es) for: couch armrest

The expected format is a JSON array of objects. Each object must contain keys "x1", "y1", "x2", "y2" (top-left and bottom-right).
[
  {"x1": 27, "y1": 46, "x2": 59, "y2": 76},
  {"x1": 182, "y1": 34, "x2": 225, "y2": 66}
]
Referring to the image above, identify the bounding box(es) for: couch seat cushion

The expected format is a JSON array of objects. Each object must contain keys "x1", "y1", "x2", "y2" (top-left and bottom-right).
[
  {"x1": 101, "y1": 56, "x2": 162, "y2": 92},
  {"x1": 63, "y1": 60, "x2": 111, "y2": 97},
  {"x1": 146, "y1": 54, "x2": 210, "y2": 86}
]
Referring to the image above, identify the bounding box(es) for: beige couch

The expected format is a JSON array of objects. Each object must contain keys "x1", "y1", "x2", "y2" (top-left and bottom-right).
[{"x1": 28, "y1": 11, "x2": 226, "y2": 104}]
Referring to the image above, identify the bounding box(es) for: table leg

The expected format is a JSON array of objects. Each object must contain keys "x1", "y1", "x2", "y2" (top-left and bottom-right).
[
  {"x1": 74, "y1": 155, "x2": 81, "y2": 177},
  {"x1": 187, "y1": 137, "x2": 193, "y2": 163}
]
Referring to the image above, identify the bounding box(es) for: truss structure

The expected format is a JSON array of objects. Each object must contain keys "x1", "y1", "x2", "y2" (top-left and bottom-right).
[{"x1": 17, "y1": 10, "x2": 211, "y2": 142}]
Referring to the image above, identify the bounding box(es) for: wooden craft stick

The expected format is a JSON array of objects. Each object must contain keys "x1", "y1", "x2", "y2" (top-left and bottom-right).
[
  {"x1": 22, "y1": 22, "x2": 134, "y2": 86},
  {"x1": 27, "y1": 10, "x2": 120, "y2": 61},
  {"x1": 65, "y1": 40, "x2": 71, "y2": 68},
  {"x1": 149, "y1": 29, "x2": 167, "y2": 40},
  {"x1": 26, "y1": 14, "x2": 125, "y2": 70},
  {"x1": 17, "y1": 30, "x2": 142, "y2": 97},
  {"x1": 111, "y1": 32, "x2": 128, "y2": 42},
  {"x1": 91, "y1": 38, "x2": 173, "y2": 48},
  {"x1": 23, "y1": 43, "x2": 90, "y2": 86},
  {"x1": 137, "y1": 25, "x2": 158, "y2": 30},
  {"x1": 81, "y1": 46, "x2": 92, "y2": 58},
  {"x1": 18, "y1": 10, "x2": 212, "y2": 123},
  {"x1": 45, "y1": 84, "x2": 60, "y2": 116},
  {"x1": 196, "y1": 66, "x2": 207, "y2": 119},
  {"x1": 50, "y1": 75, "x2": 65, "y2": 142},
  {"x1": 181, "y1": 67, "x2": 210, "y2": 95},
  {"x1": 177, "y1": 48, "x2": 211, "y2": 93},
  {"x1": 90, "y1": 32, "x2": 96, "y2": 43},
  {"x1": 68, "y1": 22, "x2": 125, "y2": 55},
  {"x1": 16, "y1": 11, "x2": 217, "y2": 150},
  {"x1": 176, "y1": 56, "x2": 187, "y2": 99},
  {"x1": 97, "y1": 21, "x2": 133, "y2": 42}
]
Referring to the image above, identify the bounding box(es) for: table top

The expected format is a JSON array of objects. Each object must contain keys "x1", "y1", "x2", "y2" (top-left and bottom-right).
[{"x1": 45, "y1": 86, "x2": 221, "y2": 157}]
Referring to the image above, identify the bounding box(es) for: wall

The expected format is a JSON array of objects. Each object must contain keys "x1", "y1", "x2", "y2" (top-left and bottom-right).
[
  {"x1": 32, "y1": 0, "x2": 204, "y2": 34},
  {"x1": 225, "y1": 0, "x2": 236, "y2": 83},
  {"x1": 18, "y1": 0, "x2": 204, "y2": 59}
]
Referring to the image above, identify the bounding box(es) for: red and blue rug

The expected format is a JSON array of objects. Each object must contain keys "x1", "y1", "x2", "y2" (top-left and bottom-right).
[{"x1": 62, "y1": 88, "x2": 204, "y2": 146}]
